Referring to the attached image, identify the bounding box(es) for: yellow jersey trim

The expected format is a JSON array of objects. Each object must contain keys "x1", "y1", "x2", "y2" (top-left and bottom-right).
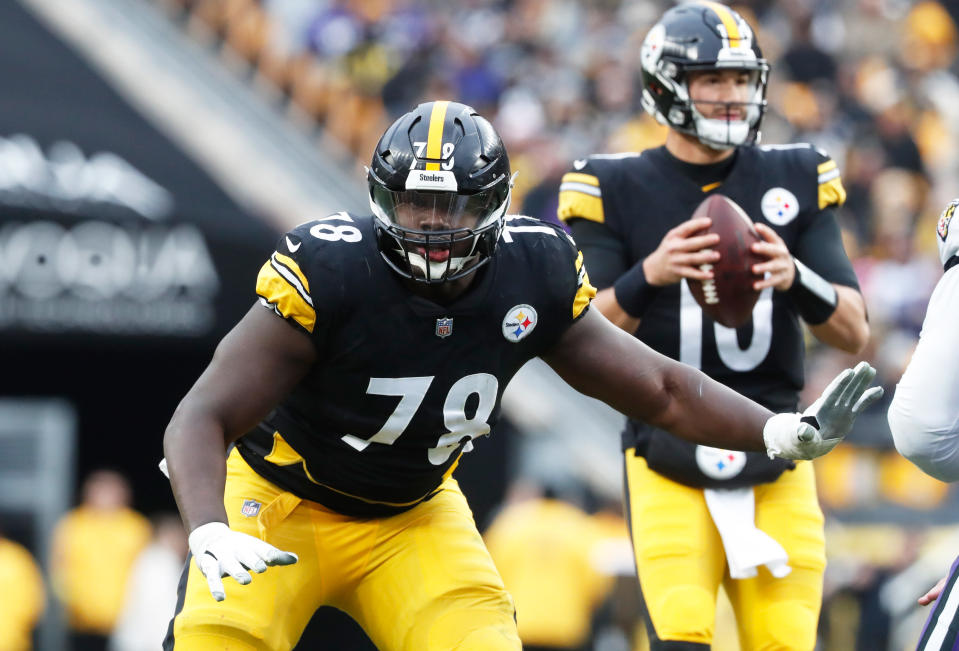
[
  {"x1": 265, "y1": 432, "x2": 460, "y2": 508},
  {"x1": 573, "y1": 251, "x2": 597, "y2": 319},
  {"x1": 558, "y1": 192, "x2": 604, "y2": 224},
  {"x1": 701, "y1": 181, "x2": 722, "y2": 193},
  {"x1": 561, "y1": 172, "x2": 600, "y2": 187},
  {"x1": 818, "y1": 177, "x2": 847, "y2": 209},
  {"x1": 256, "y1": 257, "x2": 317, "y2": 333}
]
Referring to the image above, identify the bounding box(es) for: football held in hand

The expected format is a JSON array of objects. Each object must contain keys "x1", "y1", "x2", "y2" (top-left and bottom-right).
[{"x1": 686, "y1": 194, "x2": 763, "y2": 328}]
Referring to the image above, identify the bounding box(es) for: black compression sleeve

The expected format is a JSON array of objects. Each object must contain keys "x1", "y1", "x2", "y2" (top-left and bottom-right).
[
  {"x1": 567, "y1": 219, "x2": 630, "y2": 290},
  {"x1": 792, "y1": 207, "x2": 860, "y2": 290}
]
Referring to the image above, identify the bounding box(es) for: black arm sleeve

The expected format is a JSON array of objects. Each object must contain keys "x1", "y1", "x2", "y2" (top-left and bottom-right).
[
  {"x1": 793, "y1": 207, "x2": 860, "y2": 290},
  {"x1": 567, "y1": 218, "x2": 630, "y2": 290}
]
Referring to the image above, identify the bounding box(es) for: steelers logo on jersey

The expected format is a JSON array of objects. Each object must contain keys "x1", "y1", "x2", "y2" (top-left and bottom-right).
[
  {"x1": 695, "y1": 446, "x2": 747, "y2": 480},
  {"x1": 761, "y1": 187, "x2": 800, "y2": 225},
  {"x1": 502, "y1": 304, "x2": 537, "y2": 342}
]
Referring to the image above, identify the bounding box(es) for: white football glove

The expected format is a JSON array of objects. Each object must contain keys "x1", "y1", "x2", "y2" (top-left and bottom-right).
[
  {"x1": 764, "y1": 361, "x2": 884, "y2": 460},
  {"x1": 188, "y1": 522, "x2": 298, "y2": 601}
]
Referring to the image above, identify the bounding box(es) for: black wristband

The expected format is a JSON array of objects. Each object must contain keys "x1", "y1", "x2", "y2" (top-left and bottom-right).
[
  {"x1": 787, "y1": 258, "x2": 838, "y2": 325},
  {"x1": 613, "y1": 260, "x2": 661, "y2": 318}
]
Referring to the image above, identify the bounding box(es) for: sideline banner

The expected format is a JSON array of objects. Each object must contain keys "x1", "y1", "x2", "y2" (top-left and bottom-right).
[{"x1": 0, "y1": 0, "x2": 277, "y2": 344}]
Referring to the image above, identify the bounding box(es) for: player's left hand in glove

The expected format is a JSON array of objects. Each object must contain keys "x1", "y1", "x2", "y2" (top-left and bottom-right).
[
  {"x1": 763, "y1": 361, "x2": 884, "y2": 460},
  {"x1": 188, "y1": 522, "x2": 298, "y2": 602}
]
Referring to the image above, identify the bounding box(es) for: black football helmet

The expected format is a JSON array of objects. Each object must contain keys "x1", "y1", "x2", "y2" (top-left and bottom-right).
[
  {"x1": 367, "y1": 101, "x2": 513, "y2": 283},
  {"x1": 639, "y1": 2, "x2": 769, "y2": 149}
]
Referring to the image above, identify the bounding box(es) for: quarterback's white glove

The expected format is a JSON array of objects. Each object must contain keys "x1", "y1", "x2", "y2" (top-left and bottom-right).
[
  {"x1": 764, "y1": 361, "x2": 884, "y2": 460},
  {"x1": 188, "y1": 522, "x2": 298, "y2": 601}
]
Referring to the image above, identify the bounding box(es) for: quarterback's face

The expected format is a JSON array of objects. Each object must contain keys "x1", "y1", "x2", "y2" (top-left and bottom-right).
[{"x1": 687, "y1": 69, "x2": 755, "y2": 120}]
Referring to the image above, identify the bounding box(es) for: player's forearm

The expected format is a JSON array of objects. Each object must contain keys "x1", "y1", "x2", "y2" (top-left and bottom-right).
[
  {"x1": 544, "y1": 310, "x2": 771, "y2": 452},
  {"x1": 808, "y1": 285, "x2": 869, "y2": 354},
  {"x1": 163, "y1": 407, "x2": 230, "y2": 532},
  {"x1": 592, "y1": 287, "x2": 640, "y2": 332},
  {"x1": 645, "y1": 361, "x2": 773, "y2": 451}
]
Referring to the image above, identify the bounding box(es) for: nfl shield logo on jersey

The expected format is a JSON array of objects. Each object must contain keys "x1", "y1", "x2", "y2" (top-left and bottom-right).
[
  {"x1": 241, "y1": 499, "x2": 261, "y2": 517},
  {"x1": 435, "y1": 317, "x2": 453, "y2": 338}
]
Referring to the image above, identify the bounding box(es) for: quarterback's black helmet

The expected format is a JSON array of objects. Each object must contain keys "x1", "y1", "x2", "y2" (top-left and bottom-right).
[
  {"x1": 368, "y1": 100, "x2": 513, "y2": 283},
  {"x1": 639, "y1": 2, "x2": 769, "y2": 149}
]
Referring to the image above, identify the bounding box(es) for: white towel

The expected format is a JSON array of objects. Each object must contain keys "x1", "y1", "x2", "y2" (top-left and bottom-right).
[{"x1": 703, "y1": 487, "x2": 791, "y2": 580}]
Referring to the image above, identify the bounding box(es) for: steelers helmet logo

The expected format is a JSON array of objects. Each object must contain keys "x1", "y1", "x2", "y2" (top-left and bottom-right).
[
  {"x1": 502, "y1": 304, "x2": 537, "y2": 342},
  {"x1": 761, "y1": 187, "x2": 800, "y2": 225},
  {"x1": 695, "y1": 446, "x2": 747, "y2": 480}
]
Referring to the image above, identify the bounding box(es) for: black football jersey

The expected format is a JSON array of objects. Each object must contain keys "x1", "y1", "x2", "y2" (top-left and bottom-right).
[
  {"x1": 558, "y1": 144, "x2": 860, "y2": 486},
  {"x1": 237, "y1": 213, "x2": 595, "y2": 516}
]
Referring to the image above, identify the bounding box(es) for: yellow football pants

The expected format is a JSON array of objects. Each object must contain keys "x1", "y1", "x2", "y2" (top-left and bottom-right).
[
  {"x1": 167, "y1": 449, "x2": 520, "y2": 651},
  {"x1": 625, "y1": 452, "x2": 825, "y2": 650}
]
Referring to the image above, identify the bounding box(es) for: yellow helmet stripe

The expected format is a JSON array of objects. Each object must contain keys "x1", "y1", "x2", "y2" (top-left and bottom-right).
[
  {"x1": 425, "y1": 100, "x2": 450, "y2": 172},
  {"x1": 701, "y1": 1, "x2": 741, "y2": 44}
]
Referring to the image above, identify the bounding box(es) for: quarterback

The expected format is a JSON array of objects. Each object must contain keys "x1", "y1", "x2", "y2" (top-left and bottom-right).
[
  {"x1": 559, "y1": 4, "x2": 869, "y2": 650},
  {"x1": 162, "y1": 101, "x2": 880, "y2": 651},
  {"x1": 888, "y1": 198, "x2": 959, "y2": 650}
]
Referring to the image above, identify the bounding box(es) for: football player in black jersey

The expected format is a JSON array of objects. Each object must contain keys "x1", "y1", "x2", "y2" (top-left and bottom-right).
[
  {"x1": 558, "y1": 5, "x2": 870, "y2": 651},
  {"x1": 161, "y1": 100, "x2": 879, "y2": 651}
]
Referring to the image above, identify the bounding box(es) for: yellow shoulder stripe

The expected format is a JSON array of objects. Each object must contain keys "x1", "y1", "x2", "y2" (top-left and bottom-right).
[
  {"x1": 819, "y1": 176, "x2": 847, "y2": 209},
  {"x1": 573, "y1": 251, "x2": 597, "y2": 319},
  {"x1": 817, "y1": 159, "x2": 837, "y2": 174},
  {"x1": 256, "y1": 254, "x2": 316, "y2": 333},
  {"x1": 558, "y1": 191, "x2": 604, "y2": 224},
  {"x1": 561, "y1": 172, "x2": 600, "y2": 186}
]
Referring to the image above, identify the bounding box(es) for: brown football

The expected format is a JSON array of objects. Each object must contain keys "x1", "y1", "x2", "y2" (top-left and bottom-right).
[{"x1": 687, "y1": 194, "x2": 763, "y2": 328}]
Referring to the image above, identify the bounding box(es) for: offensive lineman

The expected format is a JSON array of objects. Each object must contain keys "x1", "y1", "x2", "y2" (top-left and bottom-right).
[
  {"x1": 558, "y1": 5, "x2": 869, "y2": 650},
  {"x1": 162, "y1": 101, "x2": 880, "y2": 651},
  {"x1": 888, "y1": 198, "x2": 959, "y2": 650}
]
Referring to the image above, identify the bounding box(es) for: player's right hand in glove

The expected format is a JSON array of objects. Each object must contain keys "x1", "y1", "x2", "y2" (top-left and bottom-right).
[
  {"x1": 188, "y1": 522, "x2": 298, "y2": 601},
  {"x1": 763, "y1": 361, "x2": 883, "y2": 460}
]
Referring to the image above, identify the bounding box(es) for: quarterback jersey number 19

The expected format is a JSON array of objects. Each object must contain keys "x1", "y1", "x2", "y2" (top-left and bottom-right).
[{"x1": 680, "y1": 280, "x2": 773, "y2": 372}]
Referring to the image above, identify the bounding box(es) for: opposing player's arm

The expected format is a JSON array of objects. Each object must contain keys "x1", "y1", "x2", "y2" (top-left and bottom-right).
[
  {"x1": 163, "y1": 304, "x2": 316, "y2": 531},
  {"x1": 888, "y1": 266, "x2": 959, "y2": 481}
]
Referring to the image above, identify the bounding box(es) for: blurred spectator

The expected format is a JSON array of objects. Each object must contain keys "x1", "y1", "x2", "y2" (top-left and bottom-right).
[
  {"x1": 0, "y1": 528, "x2": 45, "y2": 651},
  {"x1": 109, "y1": 513, "x2": 188, "y2": 651},
  {"x1": 484, "y1": 481, "x2": 628, "y2": 651},
  {"x1": 779, "y1": 11, "x2": 837, "y2": 85},
  {"x1": 50, "y1": 470, "x2": 151, "y2": 651}
]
